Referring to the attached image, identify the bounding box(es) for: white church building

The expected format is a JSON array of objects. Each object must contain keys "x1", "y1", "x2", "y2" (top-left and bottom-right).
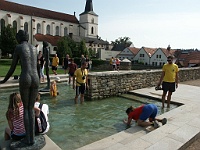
[{"x1": 0, "y1": 0, "x2": 109, "y2": 54}]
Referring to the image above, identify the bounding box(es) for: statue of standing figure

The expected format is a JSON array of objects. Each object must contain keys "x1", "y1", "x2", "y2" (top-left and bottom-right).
[
  {"x1": 39, "y1": 41, "x2": 51, "y2": 92},
  {"x1": 0, "y1": 30, "x2": 45, "y2": 148}
]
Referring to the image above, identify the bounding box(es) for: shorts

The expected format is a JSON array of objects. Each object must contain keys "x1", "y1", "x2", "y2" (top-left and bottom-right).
[
  {"x1": 52, "y1": 66, "x2": 57, "y2": 71},
  {"x1": 63, "y1": 65, "x2": 68, "y2": 69},
  {"x1": 11, "y1": 131, "x2": 26, "y2": 141},
  {"x1": 69, "y1": 72, "x2": 74, "y2": 77},
  {"x1": 76, "y1": 84, "x2": 86, "y2": 96},
  {"x1": 162, "y1": 81, "x2": 176, "y2": 92},
  {"x1": 139, "y1": 104, "x2": 158, "y2": 121}
]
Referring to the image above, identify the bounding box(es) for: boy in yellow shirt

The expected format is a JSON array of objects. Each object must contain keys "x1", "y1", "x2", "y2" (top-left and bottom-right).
[
  {"x1": 73, "y1": 62, "x2": 88, "y2": 104},
  {"x1": 157, "y1": 56, "x2": 179, "y2": 109}
]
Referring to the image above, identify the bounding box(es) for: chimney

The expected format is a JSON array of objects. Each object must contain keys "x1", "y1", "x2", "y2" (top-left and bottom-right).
[{"x1": 167, "y1": 45, "x2": 171, "y2": 51}]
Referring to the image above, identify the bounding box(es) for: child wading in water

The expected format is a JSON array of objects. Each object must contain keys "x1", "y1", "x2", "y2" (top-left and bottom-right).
[
  {"x1": 50, "y1": 80, "x2": 58, "y2": 97},
  {"x1": 5, "y1": 93, "x2": 26, "y2": 140}
]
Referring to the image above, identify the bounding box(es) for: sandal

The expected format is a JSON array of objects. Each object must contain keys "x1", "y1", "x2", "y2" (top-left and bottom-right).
[{"x1": 162, "y1": 118, "x2": 167, "y2": 125}]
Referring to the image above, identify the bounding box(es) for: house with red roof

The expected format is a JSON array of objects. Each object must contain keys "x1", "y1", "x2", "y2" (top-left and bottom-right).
[
  {"x1": 133, "y1": 47, "x2": 157, "y2": 65},
  {"x1": 0, "y1": 0, "x2": 109, "y2": 54},
  {"x1": 151, "y1": 46, "x2": 176, "y2": 66},
  {"x1": 131, "y1": 45, "x2": 177, "y2": 66},
  {"x1": 176, "y1": 51, "x2": 200, "y2": 67},
  {"x1": 116, "y1": 47, "x2": 140, "y2": 61}
]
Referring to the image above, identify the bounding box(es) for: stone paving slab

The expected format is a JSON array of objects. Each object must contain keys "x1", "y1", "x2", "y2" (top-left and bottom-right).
[{"x1": 77, "y1": 83, "x2": 200, "y2": 150}]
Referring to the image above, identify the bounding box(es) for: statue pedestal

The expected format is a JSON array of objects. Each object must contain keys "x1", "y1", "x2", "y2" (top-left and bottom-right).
[
  {"x1": 10, "y1": 135, "x2": 45, "y2": 150},
  {"x1": 39, "y1": 86, "x2": 50, "y2": 92}
]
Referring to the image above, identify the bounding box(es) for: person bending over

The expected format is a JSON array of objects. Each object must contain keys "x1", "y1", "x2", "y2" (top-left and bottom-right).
[{"x1": 124, "y1": 104, "x2": 167, "y2": 128}]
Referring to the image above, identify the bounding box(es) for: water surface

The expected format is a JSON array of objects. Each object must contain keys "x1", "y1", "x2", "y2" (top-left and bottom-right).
[{"x1": 0, "y1": 83, "x2": 178, "y2": 150}]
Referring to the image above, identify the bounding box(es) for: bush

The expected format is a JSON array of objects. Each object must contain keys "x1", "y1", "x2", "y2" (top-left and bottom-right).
[{"x1": 0, "y1": 59, "x2": 13, "y2": 65}]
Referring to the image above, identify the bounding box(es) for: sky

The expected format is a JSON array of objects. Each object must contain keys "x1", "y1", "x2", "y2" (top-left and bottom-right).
[{"x1": 7, "y1": 0, "x2": 200, "y2": 49}]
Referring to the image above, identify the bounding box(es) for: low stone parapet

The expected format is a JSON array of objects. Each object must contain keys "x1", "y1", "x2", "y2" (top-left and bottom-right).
[{"x1": 86, "y1": 67, "x2": 200, "y2": 100}]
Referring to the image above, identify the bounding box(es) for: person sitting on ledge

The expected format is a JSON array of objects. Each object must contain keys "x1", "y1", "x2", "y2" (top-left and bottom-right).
[
  {"x1": 34, "y1": 93, "x2": 50, "y2": 134},
  {"x1": 4, "y1": 93, "x2": 26, "y2": 141},
  {"x1": 124, "y1": 104, "x2": 167, "y2": 128}
]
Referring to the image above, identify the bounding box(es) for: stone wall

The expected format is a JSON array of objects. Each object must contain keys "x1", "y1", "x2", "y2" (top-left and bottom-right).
[
  {"x1": 86, "y1": 67, "x2": 200, "y2": 100},
  {"x1": 93, "y1": 61, "x2": 131, "y2": 71}
]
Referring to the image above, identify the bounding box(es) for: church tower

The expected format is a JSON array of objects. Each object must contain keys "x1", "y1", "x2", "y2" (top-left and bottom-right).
[{"x1": 79, "y1": 0, "x2": 98, "y2": 38}]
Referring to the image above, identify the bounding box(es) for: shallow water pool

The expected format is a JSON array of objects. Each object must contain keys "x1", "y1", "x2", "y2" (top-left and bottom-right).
[{"x1": 0, "y1": 83, "x2": 178, "y2": 149}]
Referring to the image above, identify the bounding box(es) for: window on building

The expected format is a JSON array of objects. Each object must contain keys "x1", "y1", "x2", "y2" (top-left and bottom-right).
[
  {"x1": 55, "y1": 26, "x2": 59, "y2": 35},
  {"x1": 13, "y1": 20, "x2": 17, "y2": 33},
  {"x1": 91, "y1": 27, "x2": 94, "y2": 34},
  {"x1": 1, "y1": 19, "x2": 5, "y2": 33},
  {"x1": 91, "y1": 18, "x2": 94, "y2": 23},
  {"x1": 64, "y1": 27, "x2": 68, "y2": 36},
  {"x1": 46, "y1": 25, "x2": 50, "y2": 34},
  {"x1": 24, "y1": 22, "x2": 28, "y2": 33},
  {"x1": 37, "y1": 23, "x2": 41, "y2": 34},
  {"x1": 140, "y1": 54, "x2": 144, "y2": 57},
  {"x1": 156, "y1": 55, "x2": 161, "y2": 58}
]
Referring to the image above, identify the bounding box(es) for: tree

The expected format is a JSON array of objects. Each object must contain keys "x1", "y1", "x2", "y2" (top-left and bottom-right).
[
  {"x1": 67, "y1": 37, "x2": 78, "y2": 57},
  {"x1": 88, "y1": 48, "x2": 96, "y2": 57},
  {"x1": 77, "y1": 40, "x2": 88, "y2": 57},
  {"x1": 111, "y1": 36, "x2": 132, "y2": 51},
  {"x1": 0, "y1": 25, "x2": 17, "y2": 56},
  {"x1": 57, "y1": 37, "x2": 72, "y2": 58}
]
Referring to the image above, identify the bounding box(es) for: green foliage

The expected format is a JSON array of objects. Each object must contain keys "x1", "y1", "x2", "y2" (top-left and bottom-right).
[
  {"x1": 111, "y1": 36, "x2": 132, "y2": 50},
  {"x1": 77, "y1": 40, "x2": 88, "y2": 57},
  {"x1": 0, "y1": 25, "x2": 17, "y2": 56},
  {"x1": 57, "y1": 37, "x2": 72, "y2": 58},
  {"x1": 89, "y1": 59, "x2": 106, "y2": 67},
  {"x1": 68, "y1": 37, "x2": 78, "y2": 57},
  {"x1": 88, "y1": 48, "x2": 96, "y2": 57},
  {"x1": 72, "y1": 58, "x2": 107, "y2": 68}
]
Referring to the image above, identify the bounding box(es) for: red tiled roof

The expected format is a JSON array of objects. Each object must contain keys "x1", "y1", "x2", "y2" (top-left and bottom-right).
[
  {"x1": 128, "y1": 47, "x2": 140, "y2": 55},
  {"x1": 34, "y1": 34, "x2": 61, "y2": 46},
  {"x1": 0, "y1": 0, "x2": 79, "y2": 24},
  {"x1": 189, "y1": 60, "x2": 200, "y2": 64},
  {"x1": 159, "y1": 48, "x2": 176, "y2": 57},
  {"x1": 142, "y1": 47, "x2": 157, "y2": 56},
  {"x1": 177, "y1": 51, "x2": 200, "y2": 67},
  {"x1": 185, "y1": 51, "x2": 200, "y2": 66},
  {"x1": 178, "y1": 53, "x2": 188, "y2": 59}
]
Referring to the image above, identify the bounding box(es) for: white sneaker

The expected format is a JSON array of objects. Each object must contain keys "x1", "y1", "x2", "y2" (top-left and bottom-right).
[{"x1": 154, "y1": 120, "x2": 160, "y2": 128}]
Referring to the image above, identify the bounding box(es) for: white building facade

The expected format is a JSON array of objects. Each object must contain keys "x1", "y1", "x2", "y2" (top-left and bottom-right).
[{"x1": 0, "y1": 0, "x2": 108, "y2": 55}]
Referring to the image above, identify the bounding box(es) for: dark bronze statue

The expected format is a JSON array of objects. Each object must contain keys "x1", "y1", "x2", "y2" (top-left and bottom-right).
[
  {"x1": 0, "y1": 30, "x2": 39, "y2": 145},
  {"x1": 43, "y1": 41, "x2": 50, "y2": 90}
]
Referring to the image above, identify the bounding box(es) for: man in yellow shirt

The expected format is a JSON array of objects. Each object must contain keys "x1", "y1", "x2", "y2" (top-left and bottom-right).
[
  {"x1": 157, "y1": 56, "x2": 179, "y2": 109},
  {"x1": 73, "y1": 62, "x2": 88, "y2": 104},
  {"x1": 52, "y1": 54, "x2": 59, "y2": 75}
]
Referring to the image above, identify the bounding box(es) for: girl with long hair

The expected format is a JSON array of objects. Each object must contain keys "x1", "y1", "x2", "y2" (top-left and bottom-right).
[{"x1": 4, "y1": 93, "x2": 26, "y2": 140}]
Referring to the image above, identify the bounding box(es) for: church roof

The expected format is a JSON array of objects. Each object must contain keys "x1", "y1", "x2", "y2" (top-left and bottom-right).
[
  {"x1": 80, "y1": 0, "x2": 98, "y2": 16},
  {"x1": 34, "y1": 34, "x2": 109, "y2": 46},
  {"x1": 0, "y1": 0, "x2": 79, "y2": 24},
  {"x1": 34, "y1": 34, "x2": 61, "y2": 46}
]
